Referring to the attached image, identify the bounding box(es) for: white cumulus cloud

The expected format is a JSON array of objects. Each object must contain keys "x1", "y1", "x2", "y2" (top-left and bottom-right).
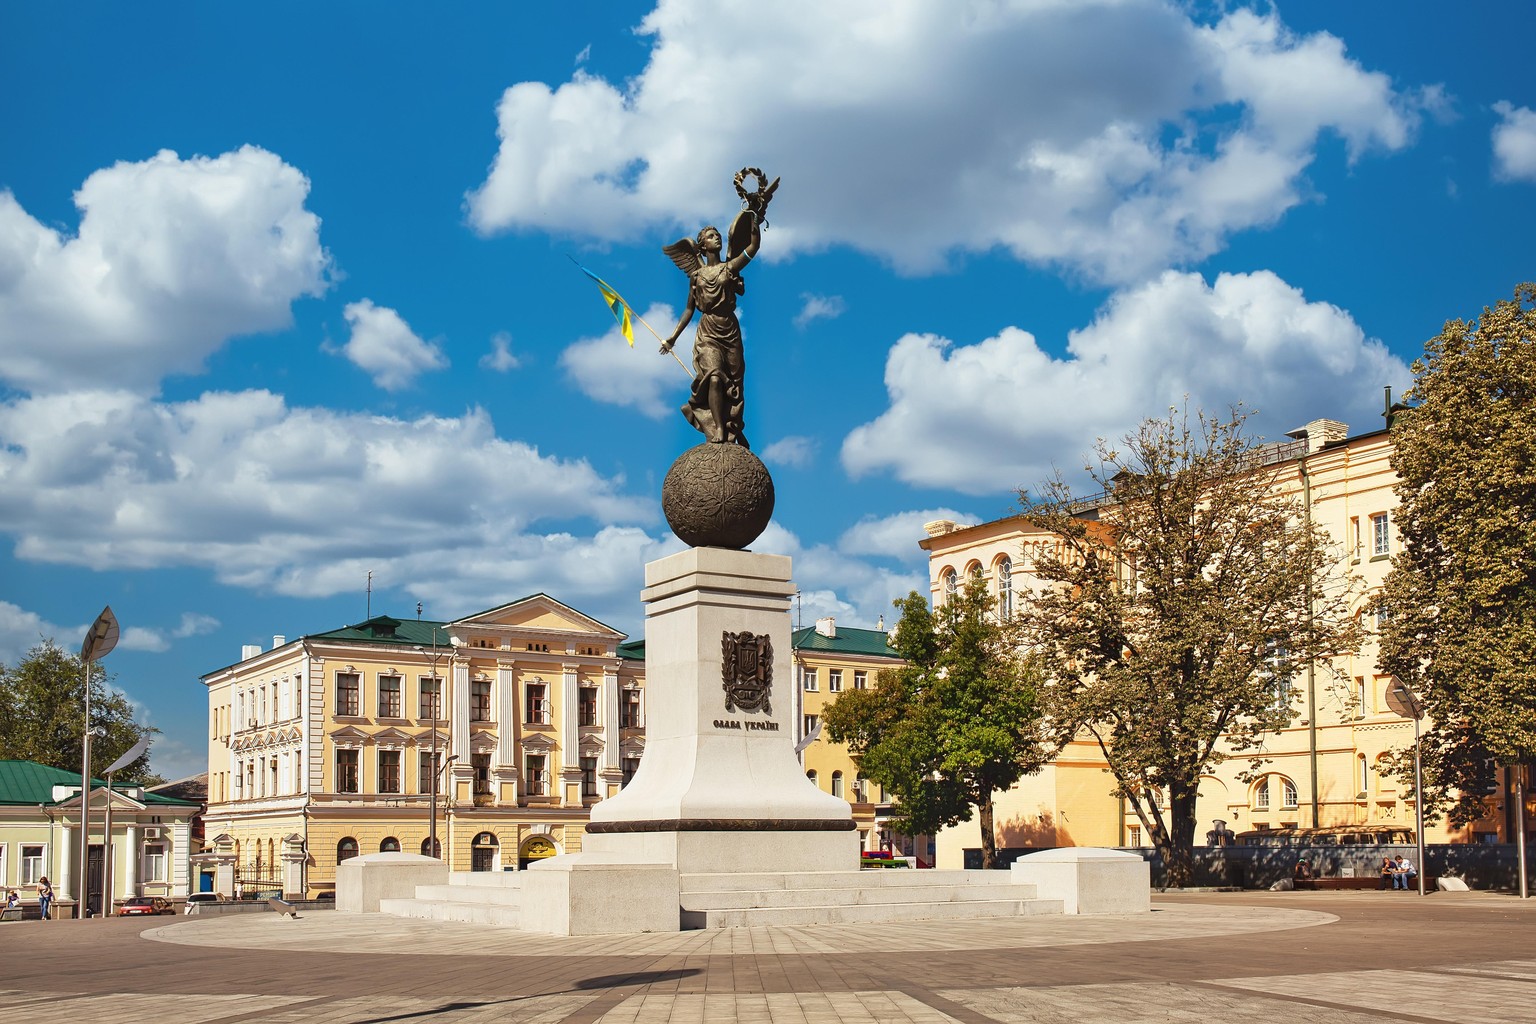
[
  {"x1": 0, "y1": 146, "x2": 330, "y2": 394},
  {"x1": 793, "y1": 294, "x2": 846, "y2": 330},
  {"x1": 480, "y1": 331, "x2": 522, "y2": 372},
  {"x1": 466, "y1": 1, "x2": 1429, "y2": 284},
  {"x1": 842, "y1": 270, "x2": 1412, "y2": 494},
  {"x1": 341, "y1": 299, "x2": 448, "y2": 390},
  {"x1": 839, "y1": 509, "x2": 980, "y2": 561},
  {"x1": 0, "y1": 389, "x2": 653, "y2": 599},
  {"x1": 761, "y1": 436, "x2": 817, "y2": 469},
  {"x1": 560, "y1": 303, "x2": 689, "y2": 419},
  {"x1": 1492, "y1": 101, "x2": 1536, "y2": 182}
]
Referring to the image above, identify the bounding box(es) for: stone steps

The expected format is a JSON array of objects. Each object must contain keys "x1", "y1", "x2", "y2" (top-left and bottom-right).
[
  {"x1": 677, "y1": 869, "x2": 1062, "y2": 929},
  {"x1": 377, "y1": 870, "x2": 525, "y2": 925},
  {"x1": 679, "y1": 895, "x2": 1062, "y2": 929}
]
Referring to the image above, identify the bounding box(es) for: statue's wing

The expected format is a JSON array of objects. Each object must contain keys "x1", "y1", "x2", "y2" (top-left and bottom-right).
[{"x1": 663, "y1": 238, "x2": 700, "y2": 276}]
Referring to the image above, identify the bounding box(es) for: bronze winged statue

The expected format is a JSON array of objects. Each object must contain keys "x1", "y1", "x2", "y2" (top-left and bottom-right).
[{"x1": 659, "y1": 169, "x2": 779, "y2": 448}]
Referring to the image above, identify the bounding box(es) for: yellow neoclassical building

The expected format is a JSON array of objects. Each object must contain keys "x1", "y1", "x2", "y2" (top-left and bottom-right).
[
  {"x1": 200, "y1": 595, "x2": 645, "y2": 898},
  {"x1": 919, "y1": 416, "x2": 1507, "y2": 868},
  {"x1": 790, "y1": 617, "x2": 926, "y2": 860}
]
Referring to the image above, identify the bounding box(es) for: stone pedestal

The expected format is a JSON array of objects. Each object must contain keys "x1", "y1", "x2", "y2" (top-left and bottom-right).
[
  {"x1": 583, "y1": 547, "x2": 857, "y2": 873},
  {"x1": 1009, "y1": 848, "x2": 1150, "y2": 915},
  {"x1": 336, "y1": 852, "x2": 448, "y2": 913}
]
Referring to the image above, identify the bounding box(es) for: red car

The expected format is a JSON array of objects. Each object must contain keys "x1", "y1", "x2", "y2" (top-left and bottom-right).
[{"x1": 116, "y1": 896, "x2": 175, "y2": 916}]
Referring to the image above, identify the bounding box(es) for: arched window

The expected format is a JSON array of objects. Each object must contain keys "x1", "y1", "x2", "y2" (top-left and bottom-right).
[
  {"x1": 941, "y1": 569, "x2": 957, "y2": 603},
  {"x1": 1280, "y1": 777, "x2": 1299, "y2": 808},
  {"x1": 336, "y1": 837, "x2": 358, "y2": 864},
  {"x1": 1254, "y1": 778, "x2": 1270, "y2": 809},
  {"x1": 471, "y1": 831, "x2": 499, "y2": 872},
  {"x1": 379, "y1": 836, "x2": 400, "y2": 853},
  {"x1": 806, "y1": 769, "x2": 819, "y2": 789},
  {"x1": 1358, "y1": 755, "x2": 1370, "y2": 795},
  {"x1": 420, "y1": 837, "x2": 441, "y2": 858},
  {"x1": 997, "y1": 557, "x2": 1013, "y2": 618},
  {"x1": 831, "y1": 771, "x2": 844, "y2": 798}
]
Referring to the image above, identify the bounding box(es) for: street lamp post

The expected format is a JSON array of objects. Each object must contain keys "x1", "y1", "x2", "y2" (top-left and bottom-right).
[
  {"x1": 78, "y1": 606, "x2": 119, "y2": 919},
  {"x1": 1392, "y1": 679, "x2": 1427, "y2": 897},
  {"x1": 414, "y1": 631, "x2": 446, "y2": 859}
]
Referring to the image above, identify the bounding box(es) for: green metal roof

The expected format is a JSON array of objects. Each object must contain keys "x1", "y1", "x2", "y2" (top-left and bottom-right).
[
  {"x1": 0, "y1": 760, "x2": 200, "y2": 807},
  {"x1": 791, "y1": 625, "x2": 900, "y2": 659},
  {"x1": 618, "y1": 639, "x2": 645, "y2": 661},
  {"x1": 307, "y1": 615, "x2": 454, "y2": 648}
]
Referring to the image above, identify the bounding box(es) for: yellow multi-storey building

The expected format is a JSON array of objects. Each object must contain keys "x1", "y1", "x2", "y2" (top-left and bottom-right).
[
  {"x1": 919, "y1": 416, "x2": 1507, "y2": 868},
  {"x1": 200, "y1": 595, "x2": 645, "y2": 898},
  {"x1": 790, "y1": 618, "x2": 916, "y2": 858}
]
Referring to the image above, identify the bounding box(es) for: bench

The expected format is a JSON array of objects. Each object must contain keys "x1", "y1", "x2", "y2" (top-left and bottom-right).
[{"x1": 1295, "y1": 876, "x2": 1434, "y2": 891}]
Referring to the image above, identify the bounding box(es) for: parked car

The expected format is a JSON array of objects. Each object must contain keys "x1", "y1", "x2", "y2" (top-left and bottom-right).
[
  {"x1": 184, "y1": 892, "x2": 227, "y2": 914},
  {"x1": 117, "y1": 896, "x2": 175, "y2": 916}
]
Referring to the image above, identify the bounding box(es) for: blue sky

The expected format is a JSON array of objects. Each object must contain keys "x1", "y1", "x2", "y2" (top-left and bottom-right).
[{"x1": 2, "y1": 2, "x2": 1532, "y2": 779}]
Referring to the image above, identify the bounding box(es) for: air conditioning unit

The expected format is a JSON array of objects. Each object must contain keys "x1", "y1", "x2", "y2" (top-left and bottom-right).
[{"x1": 142, "y1": 827, "x2": 161, "y2": 840}]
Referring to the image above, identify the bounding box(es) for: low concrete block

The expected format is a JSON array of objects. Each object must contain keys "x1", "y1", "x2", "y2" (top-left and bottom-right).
[
  {"x1": 1437, "y1": 875, "x2": 1470, "y2": 891},
  {"x1": 1011, "y1": 847, "x2": 1151, "y2": 915},
  {"x1": 336, "y1": 852, "x2": 447, "y2": 914},
  {"x1": 521, "y1": 854, "x2": 680, "y2": 936}
]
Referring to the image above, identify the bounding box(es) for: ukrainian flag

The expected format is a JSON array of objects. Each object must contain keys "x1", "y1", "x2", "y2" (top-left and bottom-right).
[{"x1": 571, "y1": 258, "x2": 635, "y2": 347}]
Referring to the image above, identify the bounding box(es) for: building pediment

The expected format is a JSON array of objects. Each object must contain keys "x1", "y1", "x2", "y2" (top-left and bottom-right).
[{"x1": 452, "y1": 595, "x2": 626, "y2": 645}]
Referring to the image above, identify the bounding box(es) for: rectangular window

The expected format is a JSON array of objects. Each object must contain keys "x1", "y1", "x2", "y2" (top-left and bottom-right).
[
  {"x1": 472, "y1": 752, "x2": 491, "y2": 794},
  {"x1": 378, "y1": 675, "x2": 402, "y2": 718},
  {"x1": 803, "y1": 713, "x2": 819, "y2": 735},
  {"x1": 580, "y1": 756, "x2": 598, "y2": 798},
  {"x1": 1350, "y1": 516, "x2": 1362, "y2": 559},
  {"x1": 1128, "y1": 825, "x2": 1142, "y2": 847},
  {"x1": 801, "y1": 667, "x2": 818, "y2": 691},
  {"x1": 854, "y1": 671, "x2": 867, "y2": 690},
  {"x1": 524, "y1": 754, "x2": 547, "y2": 796},
  {"x1": 144, "y1": 842, "x2": 167, "y2": 882},
  {"x1": 828, "y1": 669, "x2": 843, "y2": 692},
  {"x1": 620, "y1": 689, "x2": 642, "y2": 729},
  {"x1": 1356, "y1": 677, "x2": 1367, "y2": 716},
  {"x1": 578, "y1": 685, "x2": 599, "y2": 726},
  {"x1": 1371, "y1": 512, "x2": 1391, "y2": 557},
  {"x1": 471, "y1": 680, "x2": 491, "y2": 722},
  {"x1": 336, "y1": 749, "x2": 359, "y2": 793},
  {"x1": 622, "y1": 756, "x2": 641, "y2": 787},
  {"x1": 378, "y1": 750, "x2": 401, "y2": 793},
  {"x1": 21, "y1": 844, "x2": 44, "y2": 884},
  {"x1": 418, "y1": 750, "x2": 441, "y2": 794},
  {"x1": 419, "y1": 677, "x2": 442, "y2": 720},
  {"x1": 336, "y1": 672, "x2": 360, "y2": 717},
  {"x1": 525, "y1": 683, "x2": 549, "y2": 725}
]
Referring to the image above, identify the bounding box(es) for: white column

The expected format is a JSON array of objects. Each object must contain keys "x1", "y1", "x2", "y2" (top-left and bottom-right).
[
  {"x1": 451, "y1": 661, "x2": 471, "y2": 763},
  {"x1": 58, "y1": 825, "x2": 74, "y2": 900},
  {"x1": 561, "y1": 667, "x2": 579, "y2": 768},
  {"x1": 602, "y1": 671, "x2": 620, "y2": 770},
  {"x1": 496, "y1": 667, "x2": 517, "y2": 768},
  {"x1": 124, "y1": 825, "x2": 139, "y2": 897}
]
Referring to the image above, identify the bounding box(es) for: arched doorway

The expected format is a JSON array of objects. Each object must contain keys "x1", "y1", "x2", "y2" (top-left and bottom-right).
[
  {"x1": 470, "y1": 832, "x2": 499, "y2": 872},
  {"x1": 518, "y1": 835, "x2": 558, "y2": 870}
]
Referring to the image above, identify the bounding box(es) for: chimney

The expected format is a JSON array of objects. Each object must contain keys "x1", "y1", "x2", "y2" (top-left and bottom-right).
[
  {"x1": 815, "y1": 617, "x2": 836, "y2": 639},
  {"x1": 241, "y1": 644, "x2": 262, "y2": 661},
  {"x1": 272, "y1": 634, "x2": 287, "y2": 650}
]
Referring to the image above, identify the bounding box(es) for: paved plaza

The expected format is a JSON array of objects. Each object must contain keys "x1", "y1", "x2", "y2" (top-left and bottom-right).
[{"x1": 1, "y1": 891, "x2": 1532, "y2": 1023}]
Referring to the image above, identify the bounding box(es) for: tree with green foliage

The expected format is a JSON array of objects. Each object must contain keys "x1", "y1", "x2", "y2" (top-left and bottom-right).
[
  {"x1": 1018, "y1": 406, "x2": 1362, "y2": 887},
  {"x1": 0, "y1": 639, "x2": 160, "y2": 783},
  {"x1": 822, "y1": 578, "x2": 1057, "y2": 868},
  {"x1": 1377, "y1": 283, "x2": 1536, "y2": 826}
]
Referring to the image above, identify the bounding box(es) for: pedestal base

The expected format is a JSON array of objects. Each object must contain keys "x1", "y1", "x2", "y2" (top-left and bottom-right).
[
  {"x1": 520, "y1": 854, "x2": 680, "y2": 936},
  {"x1": 584, "y1": 826, "x2": 859, "y2": 875}
]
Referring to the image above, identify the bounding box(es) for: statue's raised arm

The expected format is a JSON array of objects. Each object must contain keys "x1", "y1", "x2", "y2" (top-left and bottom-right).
[{"x1": 661, "y1": 168, "x2": 778, "y2": 450}]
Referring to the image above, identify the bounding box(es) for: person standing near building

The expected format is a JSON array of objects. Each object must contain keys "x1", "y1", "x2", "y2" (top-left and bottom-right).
[{"x1": 36, "y1": 876, "x2": 53, "y2": 919}]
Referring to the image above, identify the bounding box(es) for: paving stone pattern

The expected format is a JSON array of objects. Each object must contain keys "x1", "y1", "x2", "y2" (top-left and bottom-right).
[{"x1": 1, "y1": 892, "x2": 1532, "y2": 1023}]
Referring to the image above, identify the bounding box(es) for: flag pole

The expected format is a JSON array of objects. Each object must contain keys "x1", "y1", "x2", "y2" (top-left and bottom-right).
[
  {"x1": 567, "y1": 255, "x2": 692, "y2": 379},
  {"x1": 633, "y1": 312, "x2": 693, "y2": 378}
]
